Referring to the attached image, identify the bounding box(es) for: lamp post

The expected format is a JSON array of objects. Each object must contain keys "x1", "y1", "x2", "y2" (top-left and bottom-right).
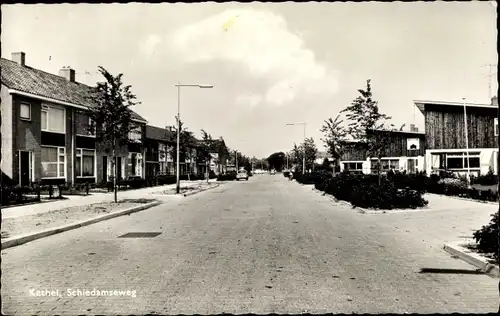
[
  {"x1": 174, "y1": 83, "x2": 213, "y2": 194},
  {"x1": 462, "y1": 98, "x2": 471, "y2": 187},
  {"x1": 286, "y1": 122, "x2": 307, "y2": 173}
]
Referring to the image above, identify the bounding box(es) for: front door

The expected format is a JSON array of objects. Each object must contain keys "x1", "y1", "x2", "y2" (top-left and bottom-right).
[
  {"x1": 19, "y1": 151, "x2": 32, "y2": 186},
  {"x1": 102, "y1": 156, "x2": 108, "y2": 182},
  {"x1": 407, "y1": 158, "x2": 416, "y2": 173}
]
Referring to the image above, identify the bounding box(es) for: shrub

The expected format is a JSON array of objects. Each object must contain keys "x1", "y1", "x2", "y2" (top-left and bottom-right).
[
  {"x1": 217, "y1": 173, "x2": 236, "y2": 181},
  {"x1": 472, "y1": 169, "x2": 498, "y2": 186},
  {"x1": 284, "y1": 171, "x2": 290, "y2": 178},
  {"x1": 321, "y1": 173, "x2": 428, "y2": 210},
  {"x1": 128, "y1": 177, "x2": 146, "y2": 189},
  {"x1": 473, "y1": 212, "x2": 499, "y2": 261},
  {"x1": 438, "y1": 178, "x2": 468, "y2": 196},
  {"x1": 295, "y1": 171, "x2": 332, "y2": 185}
]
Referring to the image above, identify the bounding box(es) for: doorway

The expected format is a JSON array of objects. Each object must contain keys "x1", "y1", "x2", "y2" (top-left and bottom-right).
[
  {"x1": 407, "y1": 158, "x2": 416, "y2": 173},
  {"x1": 102, "y1": 156, "x2": 108, "y2": 182},
  {"x1": 19, "y1": 151, "x2": 33, "y2": 186}
]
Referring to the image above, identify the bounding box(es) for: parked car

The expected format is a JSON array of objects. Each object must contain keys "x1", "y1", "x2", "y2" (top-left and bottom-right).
[{"x1": 236, "y1": 170, "x2": 249, "y2": 181}]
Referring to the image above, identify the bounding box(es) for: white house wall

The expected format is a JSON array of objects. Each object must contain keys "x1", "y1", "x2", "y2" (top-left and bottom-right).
[{"x1": 424, "y1": 148, "x2": 497, "y2": 176}]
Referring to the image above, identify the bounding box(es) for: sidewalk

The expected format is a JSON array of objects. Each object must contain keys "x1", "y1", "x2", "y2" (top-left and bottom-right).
[{"x1": 1, "y1": 179, "x2": 218, "y2": 219}]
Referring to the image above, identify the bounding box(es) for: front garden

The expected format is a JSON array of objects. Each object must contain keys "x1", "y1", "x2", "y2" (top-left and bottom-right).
[{"x1": 292, "y1": 169, "x2": 499, "y2": 268}]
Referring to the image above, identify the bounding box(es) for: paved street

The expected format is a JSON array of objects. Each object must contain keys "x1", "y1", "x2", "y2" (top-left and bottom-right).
[{"x1": 2, "y1": 174, "x2": 498, "y2": 314}]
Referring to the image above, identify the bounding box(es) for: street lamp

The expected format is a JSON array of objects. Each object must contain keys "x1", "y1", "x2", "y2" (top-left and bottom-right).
[
  {"x1": 285, "y1": 122, "x2": 307, "y2": 173},
  {"x1": 462, "y1": 98, "x2": 471, "y2": 187},
  {"x1": 174, "y1": 83, "x2": 214, "y2": 194}
]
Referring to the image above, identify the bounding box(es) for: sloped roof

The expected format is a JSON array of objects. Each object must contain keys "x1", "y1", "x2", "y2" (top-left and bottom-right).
[
  {"x1": 0, "y1": 58, "x2": 146, "y2": 122},
  {"x1": 368, "y1": 128, "x2": 425, "y2": 136},
  {"x1": 145, "y1": 125, "x2": 175, "y2": 142}
]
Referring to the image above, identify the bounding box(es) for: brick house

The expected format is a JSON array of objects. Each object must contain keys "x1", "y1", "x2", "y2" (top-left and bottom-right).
[
  {"x1": 144, "y1": 125, "x2": 175, "y2": 177},
  {"x1": 145, "y1": 125, "x2": 204, "y2": 178},
  {"x1": 0, "y1": 52, "x2": 148, "y2": 187},
  {"x1": 415, "y1": 97, "x2": 499, "y2": 176},
  {"x1": 207, "y1": 138, "x2": 229, "y2": 175}
]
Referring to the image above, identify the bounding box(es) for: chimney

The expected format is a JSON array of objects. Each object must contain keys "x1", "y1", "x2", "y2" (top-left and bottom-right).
[
  {"x1": 59, "y1": 66, "x2": 76, "y2": 82},
  {"x1": 11, "y1": 52, "x2": 26, "y2": 66},
  {"x1": 410, "y1": 124, "x2": 419, "y2": 132},
  {"x1": 492, "y1": 96, "x2": 498, "y2": 106}
]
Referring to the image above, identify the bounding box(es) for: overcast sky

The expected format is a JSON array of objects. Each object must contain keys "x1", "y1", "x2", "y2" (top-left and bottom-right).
[{"x1": 2, "y1": 2, "x2": 497, "y2": 158}]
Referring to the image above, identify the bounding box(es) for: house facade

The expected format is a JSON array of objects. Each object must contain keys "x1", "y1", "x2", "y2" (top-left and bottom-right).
[
  {"x1": 339, "y1": 125, "x2": 425, "y2": 174},
  {"x1": 144, "y1": 125, "x2": 202, "y2": 178},
  {"x1": 366, "y1": 127, "x2": 426, "y2": 174},
  {"x1": 144, "y1": 125, "x2": 174, "y2": 178},
  {"x1": 1, "y1": 52, "x2": 147, "y2": 186},
  {"x1": 339, "y1": 141, "x2": 370, "y2": 174},
  {"x1": 415, "y1": 97, "x2": 499, "y2": 177}
]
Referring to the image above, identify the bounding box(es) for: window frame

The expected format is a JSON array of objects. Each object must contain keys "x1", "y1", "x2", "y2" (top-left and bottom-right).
[
  {"x1": 40, "y1": 145, "x2": 66, "y2": 179},
  {"x1": 445, "y1": 152, "x2": 481, "y2": 171},
  {"x1": 20, "y1": 102, "x2": 31, "y2": 121},
  {"x1": 76, "y1": 148, "x2": 96, "y2": 178},
  {"x1": 343, "y1": 162, "x2": 363, "y2": 171},
  {"x1": 41, "y1": 103, "x2": 66, "y2": 134},
  {"x1": 76, "y1": 111, "x2": 96, "y2": 137},
  {"x1": 128, "y1": 125, "x2": 142, "y2": 143}
]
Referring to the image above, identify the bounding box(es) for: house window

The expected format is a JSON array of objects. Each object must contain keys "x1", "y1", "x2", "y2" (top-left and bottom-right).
[
  {"x1": 446, "y1": 152, "x2": 481, "y2": 170},
  {"x1": 128, "y1": 126, "x2": 142, "y2": 142},
  {"x1": 41, "y1": 146, "x2": 65, "y2": 178},
  {"x1": 344, "y1": 162, "x2": 363, "y2": 171},
  {"x1": 76, "y1": 149, "x2": 95, "y2": 177},
  {"x1": 389, "y1": 159, "x2": 399, "y2": 169},
  {"x1": 41, "y1": 104, "x2": 65, "y2": 133},
  {"x1": 129, "y1": 153, "x2": 143, "y2": 177},
  {"x1": 20, "y1": 102, "x2": 31, "y2": 120},
  {"x1": 76, "y1": 111, "x2": 95, "y2": 136}
]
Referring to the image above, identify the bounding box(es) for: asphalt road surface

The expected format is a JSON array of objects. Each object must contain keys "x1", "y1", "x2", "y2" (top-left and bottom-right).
[{"x1": 2, "y1": 174, "x2": 498, "y2": 314}]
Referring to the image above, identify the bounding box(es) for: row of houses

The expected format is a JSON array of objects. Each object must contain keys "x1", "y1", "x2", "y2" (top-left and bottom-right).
[
  {"x1": 339, "y1": 96, "x2": 499, "y2": 176},
  {"x1": 1, "y1": 51, "x2": 230, "y2": 187}
]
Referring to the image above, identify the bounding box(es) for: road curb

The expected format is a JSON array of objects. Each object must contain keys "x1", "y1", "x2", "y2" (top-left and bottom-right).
[
  {"x1": 443, "y1": 241, "x2": 499, "y2": 278},
  {"x1": 183, "y1": 184, "x2": 220, "y2": 197},
  {"x1": 426, "y1": 193, "x2": 498, "y2": 205},
  {"x1": 1, "y1": 200, "x2": 162, "y2": 250}
]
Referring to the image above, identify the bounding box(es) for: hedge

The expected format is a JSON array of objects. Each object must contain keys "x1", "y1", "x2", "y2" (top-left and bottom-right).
[
  {"x1": 473, "y1": 212, "x2": 499, "y2": 261},
  {"x1": 314, "y1": 172, "x2": 428, "y2": 210},
  {"x1": 1, "y1": 184, "x2": 40, "y2": 206},
  {"x1": 217, "y1": 172, "x2": 237, "y2": 181},
  {"x1": 294, "y1": 171, "x2": 332, "y2": 185}
]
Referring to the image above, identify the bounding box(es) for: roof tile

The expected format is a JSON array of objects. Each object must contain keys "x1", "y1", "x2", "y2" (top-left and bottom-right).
[{"x1": 0, "y1": 58, "x2": 146, "y2": 122}]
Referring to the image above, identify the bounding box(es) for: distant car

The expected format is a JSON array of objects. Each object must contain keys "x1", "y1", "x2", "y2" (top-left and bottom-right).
[
  {"x1": 236, "y1": 170, "x2": 249, "y2": 181},
  {"x1": 270, "y1": 170, "x2": 276, "y2": 175}
]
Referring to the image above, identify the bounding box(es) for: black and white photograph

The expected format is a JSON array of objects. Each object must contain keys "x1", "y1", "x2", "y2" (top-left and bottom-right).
[{"x1": 0, "y1": 1, "x2": 499, "y2": 314}]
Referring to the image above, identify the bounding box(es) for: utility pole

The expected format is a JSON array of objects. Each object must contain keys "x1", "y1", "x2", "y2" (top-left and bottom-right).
[{"x1": 463, "y1": 97, "x2": 471, "y2": 187}]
